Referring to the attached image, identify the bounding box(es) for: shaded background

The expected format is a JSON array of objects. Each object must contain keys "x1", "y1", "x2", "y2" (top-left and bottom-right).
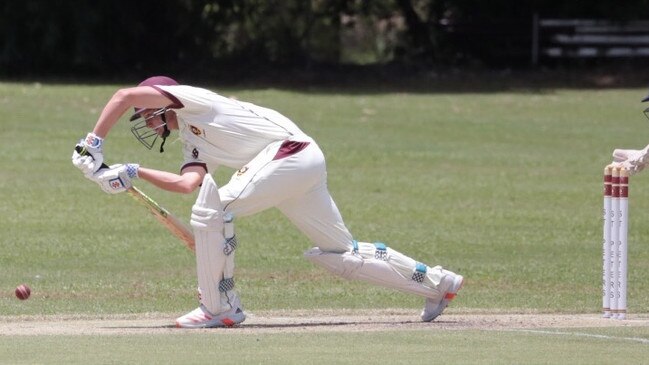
[{"x1": 2, "y1": 0, "x2": 649, "y2": 86}]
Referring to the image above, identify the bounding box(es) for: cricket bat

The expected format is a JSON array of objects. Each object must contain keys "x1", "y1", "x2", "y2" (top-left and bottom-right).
[
  {"x1": 126, "y1": 186, "x2": 195, "y2": 252},
  {"x1": 75, "y1": 146, "x2": 195, "y2": 251}
]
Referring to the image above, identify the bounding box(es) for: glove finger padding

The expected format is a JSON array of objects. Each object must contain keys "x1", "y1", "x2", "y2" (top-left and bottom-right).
[
  {"x1": 612, "y1": 149, "x2": 632, "y2": 163},
  {"x1": 612, "y1": 145, "x2": 649, "y2": 165},
  {"x1": 72, "y1": 151, "x2": 97, "y2": 179},
  {"x1": 73, "y1": 133, "x2": 105, "y2": 173},
  {"x1": 71, "y1": 149, "x2": 86, "y2": 169},
  {"x1": 629, "y1": 162, "x2": 646, "y2": 176},
  {"x1": 637, "y1": 164, "x2": 647, "y2": 174}
]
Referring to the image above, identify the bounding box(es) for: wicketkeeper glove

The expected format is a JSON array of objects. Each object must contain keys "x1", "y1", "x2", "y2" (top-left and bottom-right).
[
  {"x1": 94, "y1": 163, "x2": 139, "y2": 194},
  {"x1": 612, "y1": 144, "x2": 649, "y2": 176},
  {"x1": 72, "y1": 132, "x2": 105, "y2": 175}
]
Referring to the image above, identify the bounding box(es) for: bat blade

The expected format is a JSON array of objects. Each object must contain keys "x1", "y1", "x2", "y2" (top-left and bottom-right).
[
  {"x1": 127, "y1": 186, "x2": 195, "y2": 252},
  {"x1": 74, "y1": 145, "x2": 194, "y2": 251}
]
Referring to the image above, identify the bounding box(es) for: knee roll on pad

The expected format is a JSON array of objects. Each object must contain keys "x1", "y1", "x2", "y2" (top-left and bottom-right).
[{"x1": 191, "y1": 206, "x2": 223, "y2": 230}]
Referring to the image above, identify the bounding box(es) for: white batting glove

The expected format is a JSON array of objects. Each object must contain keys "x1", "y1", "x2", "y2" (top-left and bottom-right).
[
  {"x1": 72, "y1": 133, "x2": 105, "y2": 174},
  {"x1": 94, "y1": 163, "x2": 139, "y2": 194},
  {"x1": 72, "y1": 148, "x2": 99, "y2": 181}
]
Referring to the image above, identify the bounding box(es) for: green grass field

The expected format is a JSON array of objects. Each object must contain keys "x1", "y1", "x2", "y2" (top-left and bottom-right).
[{"x1": 1, "y1": 80, "x2": 649, "y2": 364}]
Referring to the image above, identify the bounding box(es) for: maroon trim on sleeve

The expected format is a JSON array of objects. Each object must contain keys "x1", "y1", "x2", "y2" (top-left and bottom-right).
[
  {"x1": 181, "y1": 162, "x2": 208, "y2": 174},
  {"x1": 273, "y1": 141, "x2": 310, "y2": 160},
  {"x1": 151, "y1": 85, "x2": 184, "y2": 109}
]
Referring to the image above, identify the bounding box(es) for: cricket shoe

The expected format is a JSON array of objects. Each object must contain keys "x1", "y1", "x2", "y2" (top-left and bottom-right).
[
  {"x1": 421, "y1": 271, "x2": 464, "y2": 322},
  {"x1": 176, "y1": 303, "x2": 246, "y2": 328}
]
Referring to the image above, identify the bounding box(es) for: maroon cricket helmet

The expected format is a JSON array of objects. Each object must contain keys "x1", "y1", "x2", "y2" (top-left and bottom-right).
[{"x1": 129, "y1": 76, "x2": 179, "y2": 121}]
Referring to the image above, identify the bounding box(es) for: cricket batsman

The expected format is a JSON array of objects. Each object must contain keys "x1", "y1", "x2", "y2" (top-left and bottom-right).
[{"x1": 71, "y1": 76, "x2": 464, "y2": 328}]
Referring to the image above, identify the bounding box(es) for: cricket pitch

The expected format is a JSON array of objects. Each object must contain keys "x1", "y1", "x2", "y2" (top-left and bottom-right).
[{"x1": 1, "y1": 309, "x2": 648, "y2": 336}]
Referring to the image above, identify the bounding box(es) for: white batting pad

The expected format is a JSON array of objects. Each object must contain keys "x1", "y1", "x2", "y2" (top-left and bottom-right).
[
  {"x1": 191, "y1": 174, "x2": 238, "y2": 314},
  {"x1": 304, "y1": 241, "x2": 447, "y2": 299}
]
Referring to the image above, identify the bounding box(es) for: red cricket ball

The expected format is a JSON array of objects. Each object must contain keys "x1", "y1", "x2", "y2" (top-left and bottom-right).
[{"x1": 15, "y1": 284, "x2": 31, "y2": 300}]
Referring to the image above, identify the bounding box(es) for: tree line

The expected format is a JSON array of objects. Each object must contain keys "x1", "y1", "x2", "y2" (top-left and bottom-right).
[{"x1": 1, "y1": 0, "x2": 648, "y2": 79}]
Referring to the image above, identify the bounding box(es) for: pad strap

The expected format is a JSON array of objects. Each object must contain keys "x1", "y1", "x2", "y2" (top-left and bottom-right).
[
  {"x1": 412, "y1": 263, "x2": 427, "y2": 283},
  {"x1": 374, "y1": 242, "x2": 388, "y2": 261},
  {"x1": 219, "y1": 278, "x2": 235, "y2": 292},
  {"x1": 224, "y1": 236, "x2": 238, "y2": 255}
]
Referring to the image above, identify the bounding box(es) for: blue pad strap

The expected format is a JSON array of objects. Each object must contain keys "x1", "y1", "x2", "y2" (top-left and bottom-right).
[
  {"x1": 412, "y1": 263, "x2": 427, "y2": 283},
  {"x1": 374, "y1": 242, "x2": 388, "y2": 261}
]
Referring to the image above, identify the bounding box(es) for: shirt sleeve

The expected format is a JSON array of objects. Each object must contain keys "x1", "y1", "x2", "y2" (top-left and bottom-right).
[
  {"x1": 180, "y1": 142, "x2": 208, "y2": 173},
  {"x1": 157, "y1": 85, "x2": 214, "y2": 117}
]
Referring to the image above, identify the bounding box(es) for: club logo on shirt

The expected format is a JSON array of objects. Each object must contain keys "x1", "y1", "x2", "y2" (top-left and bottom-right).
[
  {"x1": 192, "y1": 148, "x2": 199, "y2": 159},
  {"x1": 236, "y1": 166, "x2": 249, "y2": 176},
  {"x1": 190, "y1": 125, "x2": 202, "y2": 136}
]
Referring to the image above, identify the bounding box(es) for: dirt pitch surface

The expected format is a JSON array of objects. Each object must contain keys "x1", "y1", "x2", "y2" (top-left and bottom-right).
[{"x1": 2, "y1": 309, "x2": 649, "y2": 336}]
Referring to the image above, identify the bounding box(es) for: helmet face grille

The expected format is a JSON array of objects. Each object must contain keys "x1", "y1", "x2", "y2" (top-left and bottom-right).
[
  {"x1": 130, "y1": 108, "x2": 168, "y2": 150},
  {"x1": 131, "y1": 120, "x2": 158, "y2": 150}
]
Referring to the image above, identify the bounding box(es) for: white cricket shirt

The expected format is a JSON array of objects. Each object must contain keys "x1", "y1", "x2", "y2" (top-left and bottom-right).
[{"x1": 156, "y1": 85, "x2": 308, "y2": 170}]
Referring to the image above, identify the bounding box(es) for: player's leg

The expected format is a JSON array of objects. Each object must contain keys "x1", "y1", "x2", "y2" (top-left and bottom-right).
[
  {"x1": 176, "y1": 173, "x2": 245, "y2": 328},
  {"x1": 218, "y1": 138, "x2": 464, "y2": 321},
  {"x1": 219, "y1": 138, "x2": 325, "y2": 217},
  {"x1": 278, "y1": 181, "x2": 463, "y2": 321}
]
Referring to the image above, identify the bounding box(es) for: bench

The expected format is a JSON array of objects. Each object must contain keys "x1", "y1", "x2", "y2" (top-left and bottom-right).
[{"x1": 531, "y1": 16, "x2": 649, "y2": 65}]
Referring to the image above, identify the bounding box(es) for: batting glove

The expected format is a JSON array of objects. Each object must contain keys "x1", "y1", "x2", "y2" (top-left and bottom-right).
[
  {"x1": 72, "y1": 132, "x2": 105, "y2": 174},
  {"x1": 94, "y1": 163, "x2": 139, "y2": 194},
  {"x1": 72, "y1": 148, "x2": 100, "y2": 181}
]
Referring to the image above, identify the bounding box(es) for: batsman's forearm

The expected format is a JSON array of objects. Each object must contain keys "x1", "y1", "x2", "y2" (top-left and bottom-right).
[
  {"x1": 93, "y1": 90, "x2": 133, "y2": 138},
  {"x1": 93, "y1": 87, "x2": 177, "y2": 138},
  {"x1": 137, "y1": 167, "x2": 202, "y2": 194}
]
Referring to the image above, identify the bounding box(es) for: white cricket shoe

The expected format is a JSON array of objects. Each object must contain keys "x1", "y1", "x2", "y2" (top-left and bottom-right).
[
  {"x1": 421, "y1": 271, "x2": 464, "y2": 322},
  {"x1": 176, "y1": 303, "x2": 246, "y2": 328}
]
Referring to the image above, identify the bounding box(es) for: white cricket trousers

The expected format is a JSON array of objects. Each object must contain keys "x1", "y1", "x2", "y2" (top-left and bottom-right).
[{"x1": 219, "y1": 137, "x2": 353, "y2": 253}]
